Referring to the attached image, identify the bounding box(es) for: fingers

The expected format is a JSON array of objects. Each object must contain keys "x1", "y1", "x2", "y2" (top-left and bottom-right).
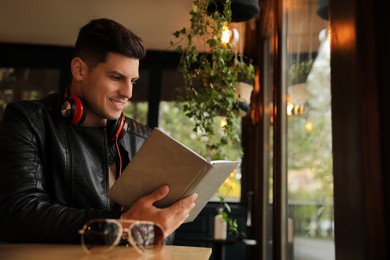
[
  {"x1": 140, "y1": 186, "x2": 197, "y2": 209},
  {"x1": 122, "y1": 185, "x2": 169, "y2": 221},
  {"x1": 170, "y1": 193, "x2": 197, "y2": 220},
  {"x1": 123, "y1": 189, "x2": 198, "y2": 237},
  {"x1": 172, "y1": 193, "x2": 198, "y2": 211},
  {"x1": 142, "y1": 185, "x2": 170, "y2": 205},
  {"x1": 162, "y1": 194, "x2": 197, "y2": 235}
]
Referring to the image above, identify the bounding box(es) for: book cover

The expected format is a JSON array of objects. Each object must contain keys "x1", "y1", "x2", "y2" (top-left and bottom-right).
[{"x1": 106, "y1": 128, "x2": 239, "y2": 222}]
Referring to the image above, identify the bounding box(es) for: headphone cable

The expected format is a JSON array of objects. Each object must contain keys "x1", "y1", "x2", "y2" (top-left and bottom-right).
[{"x1": 114, "y1": 138, "x2": 125, "y2": 212}]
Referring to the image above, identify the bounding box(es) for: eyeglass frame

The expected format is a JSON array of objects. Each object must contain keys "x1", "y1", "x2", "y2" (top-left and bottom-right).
[{"x1": 78, "y1": 218, "x2": 166, "y2": 254}]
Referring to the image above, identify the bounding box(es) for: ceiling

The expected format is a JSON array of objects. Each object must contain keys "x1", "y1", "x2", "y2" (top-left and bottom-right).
[
  {"x1": 0, "y1": 0, "x2": 193, "y2": 51},
  {"x1": 0, "y1": 0, "x2": 328, "y2": 54}
]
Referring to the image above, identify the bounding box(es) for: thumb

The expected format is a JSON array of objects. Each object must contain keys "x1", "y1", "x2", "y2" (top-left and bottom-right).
[{"x1": 146, "y1": 185, "x2": 169, "y2": 203}]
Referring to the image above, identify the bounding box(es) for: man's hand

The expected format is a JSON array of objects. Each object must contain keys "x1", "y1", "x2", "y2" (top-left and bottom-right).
[{"x1": 121, "y1": 185, "x2": 197, "y2": 236}]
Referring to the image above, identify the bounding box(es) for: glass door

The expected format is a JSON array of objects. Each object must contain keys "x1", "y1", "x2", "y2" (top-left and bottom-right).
[{"x1": 282, "y1": 0, "x2": 334, "y2": 259}]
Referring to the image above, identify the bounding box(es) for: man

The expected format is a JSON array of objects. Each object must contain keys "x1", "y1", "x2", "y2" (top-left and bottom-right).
[{"x1": 0, "y1": 18, "x2": 197, "y2": 243}]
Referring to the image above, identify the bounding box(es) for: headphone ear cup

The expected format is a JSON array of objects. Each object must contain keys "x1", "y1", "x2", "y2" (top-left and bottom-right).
[
  {"x1": 107, "y1": 114, "x2": 128, "y2": 142},
  {"x1": 61, "y1": 95, "x2": 87, "y2": 125}
]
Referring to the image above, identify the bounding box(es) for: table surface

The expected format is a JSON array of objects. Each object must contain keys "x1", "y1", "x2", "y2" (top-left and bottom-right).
[{"x1": 0, "y1": 244, "x2": 212, "y2": 260}]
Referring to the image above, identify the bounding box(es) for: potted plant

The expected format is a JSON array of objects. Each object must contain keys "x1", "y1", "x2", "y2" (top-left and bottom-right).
[
  {"x1": 232, "y1": 57, "x2": 255, "y2": 116},
  {"x1": 170, "y1": 0, "x2": 255, "y2": 157},
  {"x1": 288, "y1": 59, "x2": 313, "y2": 86},
  {"x1": 215, "y1": 195, "x2": 238, "y2": 237}
]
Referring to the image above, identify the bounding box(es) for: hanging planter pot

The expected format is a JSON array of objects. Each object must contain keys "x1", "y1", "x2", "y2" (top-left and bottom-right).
[
  {"x1": 234, "y1": 81, "x2": 253, "y2": 117},
  {"x1": 232, "y1": 57, "x2": 255, "y2": 117},
  {"x1": 207, "y1": 0, "x2": 260, "y2": 22}
]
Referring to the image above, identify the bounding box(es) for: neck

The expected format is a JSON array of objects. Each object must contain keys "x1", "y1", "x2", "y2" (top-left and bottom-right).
[{"x1": 82, "y1": 113, "x2": 107, "y2": 127}]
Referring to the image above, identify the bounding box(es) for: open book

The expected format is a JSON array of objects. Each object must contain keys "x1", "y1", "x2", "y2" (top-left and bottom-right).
[{"x1": 106, "y1": 128, "x2": 239, "y2": 223}]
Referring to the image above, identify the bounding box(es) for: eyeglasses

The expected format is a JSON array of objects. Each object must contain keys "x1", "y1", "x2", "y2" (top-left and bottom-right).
[{"x1": 79, "y1": 218, "x2": 165, "y2": 254}]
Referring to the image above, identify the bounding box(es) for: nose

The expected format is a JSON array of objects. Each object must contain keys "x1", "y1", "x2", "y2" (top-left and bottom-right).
[{"x1": 121, "y1": 81, "x2": 133, "y2": 99}]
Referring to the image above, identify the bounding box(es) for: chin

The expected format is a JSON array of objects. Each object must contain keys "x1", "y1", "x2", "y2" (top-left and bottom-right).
[{"x1": 107, "y1": 112, "x2": 122, "y2": 120}]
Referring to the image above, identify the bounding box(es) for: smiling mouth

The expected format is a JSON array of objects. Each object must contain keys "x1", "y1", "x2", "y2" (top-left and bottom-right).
[{"x1": 109, "y1": 98, "x2": 126, "y2": 108}]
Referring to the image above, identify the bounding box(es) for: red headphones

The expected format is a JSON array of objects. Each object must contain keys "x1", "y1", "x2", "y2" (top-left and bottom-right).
[
  {"x1": 106, "y1": 113, "x2": 128, "y2": 142},
  {"x1": 61, "y1": 91, "x2": 128, "y2": 142},
  {"x1": 61, "y1": 95, "x2": 87, "y2": 125}
]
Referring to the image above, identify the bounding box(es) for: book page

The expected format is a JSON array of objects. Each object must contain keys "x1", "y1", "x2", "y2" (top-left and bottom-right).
[{"x1": 184, "y1": 160, "x2": 240, "y2": 222}]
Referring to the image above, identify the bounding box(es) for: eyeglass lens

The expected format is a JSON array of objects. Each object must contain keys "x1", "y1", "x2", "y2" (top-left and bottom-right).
[
  {"x1": 130, "y1": 223, "x2": 164, "y2": 252},
  {"x1": 83, "y1": 221, "x2": 120, "y2": 252}
]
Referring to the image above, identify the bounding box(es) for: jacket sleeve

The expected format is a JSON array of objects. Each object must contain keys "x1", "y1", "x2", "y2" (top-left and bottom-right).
[{"x1": 0, "y1": 103, "x2": 121, "y2": 243}]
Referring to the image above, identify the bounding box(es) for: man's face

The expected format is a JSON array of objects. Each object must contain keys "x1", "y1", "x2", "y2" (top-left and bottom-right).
[{"x1": 80, "y1": 52, "x2": 139, "y2": 122}]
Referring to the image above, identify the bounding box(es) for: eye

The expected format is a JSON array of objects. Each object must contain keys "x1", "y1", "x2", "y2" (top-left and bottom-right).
[
  {"x1": 131, "y1": 78, "x2": 139, "y2": 85},
  {"x1": 110, "y1": 74, "x2": 122, "y2": 81}
]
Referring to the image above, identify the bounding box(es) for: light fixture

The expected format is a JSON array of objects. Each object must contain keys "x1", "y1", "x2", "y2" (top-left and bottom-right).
[{"x1": 221, "y1": 25, "x2": 240, "y2": 47}]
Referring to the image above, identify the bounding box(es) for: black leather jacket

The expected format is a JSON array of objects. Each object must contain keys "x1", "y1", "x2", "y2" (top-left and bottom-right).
[{"x1": 0, "y1": 92, "x2": 151, "y2": 243}]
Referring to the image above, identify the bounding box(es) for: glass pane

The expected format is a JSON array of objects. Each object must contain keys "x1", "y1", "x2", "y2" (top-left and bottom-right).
[
  {"x1": 0, "y1": 67, "x2": 60, "y2": 121},
  {"x1": 123, "y1": 69, "x2": 149, "y2": 124},
  {"x1": 283, "y1": 0, "x2": 334, "y2": 259},
  {"x1": 158, "y1": 101, "x2": 242, "y2": 202}
]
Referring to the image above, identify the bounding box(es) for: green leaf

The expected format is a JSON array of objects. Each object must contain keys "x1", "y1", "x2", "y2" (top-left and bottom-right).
[
  {"x1": 207, "y1": 38, "x2": 217, "y2": 47},
  {"x1": 192, "y1": 3, "x2": 198, "y2": 13},
  {"x1": 224, "y1": 202, "x2": 231, "y2": 212}
]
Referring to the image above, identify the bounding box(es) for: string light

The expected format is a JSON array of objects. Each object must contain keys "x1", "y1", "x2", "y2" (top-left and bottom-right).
[{"x1": 287, "y1": 101, "x2": 305, "y2": 116}]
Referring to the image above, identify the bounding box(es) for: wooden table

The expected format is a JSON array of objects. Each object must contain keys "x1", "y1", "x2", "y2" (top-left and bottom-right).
[{"x1": 0, "y1": 244, "x2": 212, "y2": 260}]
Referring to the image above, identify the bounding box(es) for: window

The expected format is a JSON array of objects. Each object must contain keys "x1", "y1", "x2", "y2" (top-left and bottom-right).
[
  {"x1": 283, "y1": 0, "x2": 334, "y2": 259},
  {"x1": 122, "y1": 69, "x2": 150, "y2": 124},
  {"x1": 0, "y1": 67, "x2": 60, "y2": 120}
]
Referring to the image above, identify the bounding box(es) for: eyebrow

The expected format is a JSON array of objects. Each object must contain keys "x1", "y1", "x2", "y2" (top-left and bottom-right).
[
  {"x1": 131, "y1": 77, "x2": 140, "y2": 83},
  {"x1": 108, "y1": 71, "x2": 139, "y2": 81}
]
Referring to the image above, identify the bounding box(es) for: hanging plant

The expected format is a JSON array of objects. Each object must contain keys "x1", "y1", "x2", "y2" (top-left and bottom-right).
[
  {"x1": 288, "y1": 59, "x2": 313, "y2": 86},
  {"x1": 170, "y1": 0, "x2": 255, "y2": 158}
]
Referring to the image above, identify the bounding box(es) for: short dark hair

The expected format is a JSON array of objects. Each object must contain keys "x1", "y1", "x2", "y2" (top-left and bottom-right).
[{"x1": 73, "y1": 18, "x2": 145, "y2": 68}]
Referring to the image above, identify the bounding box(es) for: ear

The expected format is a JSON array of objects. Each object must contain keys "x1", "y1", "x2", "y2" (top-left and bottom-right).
[{"x1": 71, "y1": 57, "x2": 87, "y2": 81}]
